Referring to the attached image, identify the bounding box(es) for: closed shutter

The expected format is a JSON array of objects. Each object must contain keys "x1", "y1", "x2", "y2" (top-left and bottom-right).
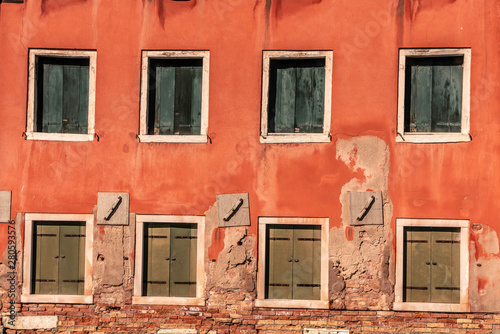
[
  {"x1": 39, "y1": 58, "x2": 89, "y2": 134},
  {"x1": 404, "y1": 227, "x2": 460, "y2": 303},
  {"x1": 266, "y1": 225, "x2": 321, "y2": 300},
  {"x1": 150, "y1": 59, "x2": 203, "y2": 136},
  {"x1": 143, "y1": 223, "x2": 197, "y2": 297},
  {"x1": 406, "y1": 57, "x2": 463, "y2": 133},
  {"x1": 270, "y1": 59, "x2": 325, "y2": 134},
  {"x1": 33, "y1": 222, "x2": 85, "y2": 295}
]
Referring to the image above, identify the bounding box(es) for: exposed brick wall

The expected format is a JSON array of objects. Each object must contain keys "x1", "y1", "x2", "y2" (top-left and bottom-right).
[{"x1": 5, "y1": 299, "x2": 500, "y2": 334}]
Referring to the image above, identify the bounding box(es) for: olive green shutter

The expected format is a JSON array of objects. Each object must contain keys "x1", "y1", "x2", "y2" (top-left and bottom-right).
[
  {"x1": 431, "y1": 229, "x2": 460, "y2": 303},
  {"x1": 59, "y1": 223, "x2": 85, "y2": 295},
  {"x1": 293, "y1": 226, "x2": 321, "y2": 300},
  {"x1": 266, "y1": 225, "x2": 321, "y2": 300},
  {"x1": 266, "y1": 226, "x2": 293, "y2": 299},
  {"x1": 34, "y1": 223, "x2": 59, "y2": 294},
  {"x1": 153, "y1": 64, "x2": 202, "y2": 136},
  {"x1": 170, "y1": 224, "x2": 197, "y2": 297},
  {"x1": 274, "y1": 68, "x2": 296, "y2": 133},
  {"x1": 408, "y1": 60, "x2": 462, "y2": 133},
  {"x1": 144, "y1": 224, "x2": 170, "y2": 297},
  {"x1": 405, "y1": 229, "x2": 431, "y2": 302},
  {"x1": 41, "y1": 62, "x2": 89, "y2": 134},
  {"x1": 404, "y1": 227, "x2": 460, "y2": 303},
  {"x1": 33, "y1": 222, "x2": 85, "y2": 295}
]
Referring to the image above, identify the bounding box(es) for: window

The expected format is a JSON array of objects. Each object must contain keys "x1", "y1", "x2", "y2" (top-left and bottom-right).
[
  {"x1": 22, "y1": 213, "x2": 94, "y2": 304},
  {"x1": 397, "y1": 49, "x2": 471, "y2": 143},
  {"x1": 256, "y1": 217, "x2": 329, "y2": 309},
  {"x1": 139, "y1": 51, "x2": 209, "y2": 143},
  {"x1": 394, "y1": 219, "x2": 469, "y2": 312},
  {"x1": 260, "y1": 51, "x2": 333, "y2": 143},
  {"x1": 133, "y1": 215, "x2": 205, "y2": 305},
  {"x1": 26, "y1": 49, "x2": 97, "y2": 141}
]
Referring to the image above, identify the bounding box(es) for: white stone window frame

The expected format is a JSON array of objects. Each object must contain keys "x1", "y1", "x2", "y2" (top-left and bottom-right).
[
  {"x1": 255, "y1": 217, "x2": 329, "y2": 309},
  {"x1": 138, "y1": 51, "x2": 210, "y2": 143},
  {"x1": 133, "y1": 215, "x2": 206, "y2": 306},
  {"x1": 396, "y1": 48, "x2": 471, "y2": 143},
  {"x1": 260, "y1": 51, "x2": 333, "y2": 144},
  {"x1": 26, "y1": 49, "x2": 97, "y2": 142},
  {"x1": 21, "y1": 213, "x2": 94, "y2": 304},
  {"x1": 394, "y1": 218, "x2": 470, "y2": 313}
]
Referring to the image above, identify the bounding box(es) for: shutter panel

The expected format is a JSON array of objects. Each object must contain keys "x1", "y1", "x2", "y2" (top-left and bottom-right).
[
  {"x1": 34, "y1": 223, "x2": 59, "y2": 294},
  {"x1": 62, "y1": 65, "x2": 81, "y2": 134},
  {"x1": 144, "y1": 224, "x2": 170, "y2": 297},
  {"x1": 292, "y1": 226, "x2": 321, "y2": 300},
  {"x1": 431, "y1": 229, "x2": 460, "y2": 303},
  {"x1": 410, "y1": 66, "x2": 432, "y2": 132},
  {"x1": 78, "y1": 65, "x2": 89, "y2": 134},
  {"x1": 295, "y1": 67, "x2": 314, "y2": 133},
  {"x1": 266, "y1": 225, "x2": 293, "y2": 299},
  {"x1": 174, "y1": 67, "x2": 193, "y2": 135},
  {"x1": 405, "y1": 228, "x2": 431, "y2": 302},
  {"x1": 59, "y1": 223, "x2": 85, "y2": 295},
  {"x1": 274, "y1": 68, "x2": 296, "y2": 133},
  {"x1": 431, "y1": 65, "x2": 463, "y2": 133},
  {"x1": 311, "y1": 66, "x2": 325, "y2": 133},
  {"x1": 190, "y1": 66, "x2": 202, "y2": 135},
  {"x1": 170, "y1": 224, "x2": 197, "y2": 297},
  {"x1": 448, "y1": 65, "x2": 463, "y2": 133},
  {"x1": 156, "y1": 67, "x2": 175, "y2": 135},
  {"x1": 42, "y1": 64, "x2": 64, "y2": 133}
]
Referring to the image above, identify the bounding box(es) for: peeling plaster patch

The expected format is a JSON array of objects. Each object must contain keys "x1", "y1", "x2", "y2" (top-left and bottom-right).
[
  {"x1": 3, "y1": 316, "x2": 57, "y2": 330},
  {"x1": 332, "y1": 136, "x2": 393, "y2": 310},
  {"x1": 205, "y1": 204, "x2": 256, "y2": 294}
]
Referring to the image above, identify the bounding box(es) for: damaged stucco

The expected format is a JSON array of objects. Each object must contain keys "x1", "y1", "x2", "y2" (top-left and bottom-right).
[{"x1": 330, "y1": 136, "x2": 394, "y2": 310}]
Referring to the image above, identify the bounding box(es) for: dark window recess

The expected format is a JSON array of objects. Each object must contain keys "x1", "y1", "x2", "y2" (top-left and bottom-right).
[
  {"x1": 267, "y1": 58, "x2": 325, "y2": 134},
  {"x1": 404, "y1": 56, "x2": 464, "y2": 133},
  {"x1": 32, "y1": 221, "x2": 86, "y2": 295},
  {"x1": 403, "y1": 227, "x2": 461, "y2": 304},
  {"x1": 143, "y1": 223, "x2": 197, "y2": 297},
  {"x1": 36, "y1": 57, "x2": 90, "y2": 134},
  {"x1": 147, "y1": 58, "x2": 203, "y2": 135},
  {"x1": 265, "y1": 224, "x2": 321, "y2": 300}
]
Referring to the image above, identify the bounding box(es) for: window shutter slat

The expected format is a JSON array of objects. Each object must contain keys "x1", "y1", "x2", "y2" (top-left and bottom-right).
[
  {"x1": 295, "y1": 67, "x2": 314, "y2": 133},
  {"x1": 157, "y1": 67, "x2": 175, "y2": 135},
  {"x1": 410, "y1": 66, "x2": 432, "y2": 132},
  {"x1": 78, "y1": 65, "x2": 89, "y2": 134},
  {"x1": 311, "y1": 66, "x2": 325, "y2": 133},
  {"x1": 274, "y1": 68, "x2": 296, "y2": 133},
  {"x1": 42, "y1": 64, "x2": 64, "y2": 133},
  {"x1": 174, "y1": 67, "x2": 194, "y2": 135},
  {"x1": 448, "y1": 65, "x2": 463, "y2": 132}
]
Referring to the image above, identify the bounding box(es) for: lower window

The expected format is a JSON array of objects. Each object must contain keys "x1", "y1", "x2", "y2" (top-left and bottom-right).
[
  {"x1": 133, "y1": 215, "x2": 205, "y2": 305},
  {"x1": 256, "y1": 217, "x2": 329, "y2": 309},
  {"x1": 22, "y1": 213, "x2": 94, "y2": 304},
  {"x1": 394, "y1": 219, "x2": 469, "y2": 312}
]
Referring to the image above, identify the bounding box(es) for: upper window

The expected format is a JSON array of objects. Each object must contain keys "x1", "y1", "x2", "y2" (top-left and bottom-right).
[
  {"x1": 22, "y1": 213, "x2": 94, "y2": 304},
  {"x1": 394, "y1": 218, "x2": 469, "y2": 312},
  {"x1": 139, "y1": 51, "x2": 209, "y2": 143},
  {"x1": 397, "y1": 49, "x2": 471, "y2": 143},
  {"x1": 133, "y1": 215, "x2": 205, "y2": 305},
  {"x1": 260, "y1": 51, "x2": 333, "y2": 143},
  {"x1": 26, "y1": 49, "x2": 96, "y2": 141},
  {"x1": 256, "y1": 217, "x2": 329, "y2": 309}
]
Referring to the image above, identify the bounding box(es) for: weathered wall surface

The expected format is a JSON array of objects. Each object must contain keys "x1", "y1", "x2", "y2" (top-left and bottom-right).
[{"x1": 0, "y1": 0, "x2": 500, "y2": 332}]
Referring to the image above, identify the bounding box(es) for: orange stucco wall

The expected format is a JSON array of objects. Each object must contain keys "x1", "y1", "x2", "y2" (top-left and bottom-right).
[{"x1": 1, "y1": 0, "x2": 500, "y2": 311}]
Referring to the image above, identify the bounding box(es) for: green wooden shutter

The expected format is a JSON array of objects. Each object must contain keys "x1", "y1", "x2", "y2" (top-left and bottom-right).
[
  {"x1": 410, "y1": 66, "x2": 432, "y2": 132},
  {"x1": 42, "y1": 64, "x2": 64, "y2": 133},
  {"x1": 292, "y1": 226, "x2": 321, "y2": 300},
  {"x1": 170, "y1": 224, "x2": 197, "y2": 297},
  {"x1": 405, "y1": 228, "x2": 431, "y2": 302},
  {"x1": 274, "y1": 68, "x2": 296, "y2": 133},
  {"x1": 266, "y1": 225, "x2": 293, "y2": 299},
  {"x1": 431, "y1": 229, "x2": 460, "y2": 303},
  {"x1": 144, "y1": 224, "x2": 170, "y2": 297},
  {"x1": 59, "y1": 223, "x2": 85, "y2": 295},
  {"x1": 190, "y1": 66, "x2": 202, "y2": 135},
  {"x1": 155, "y1": 67, "x2": 175, "y2": 135},
  {"x1": 34, "y1": 223, "x2": 59, "y2": 294},
  {"x1": 431, "y1": 65, "x2": 462, "y2": 133}
]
